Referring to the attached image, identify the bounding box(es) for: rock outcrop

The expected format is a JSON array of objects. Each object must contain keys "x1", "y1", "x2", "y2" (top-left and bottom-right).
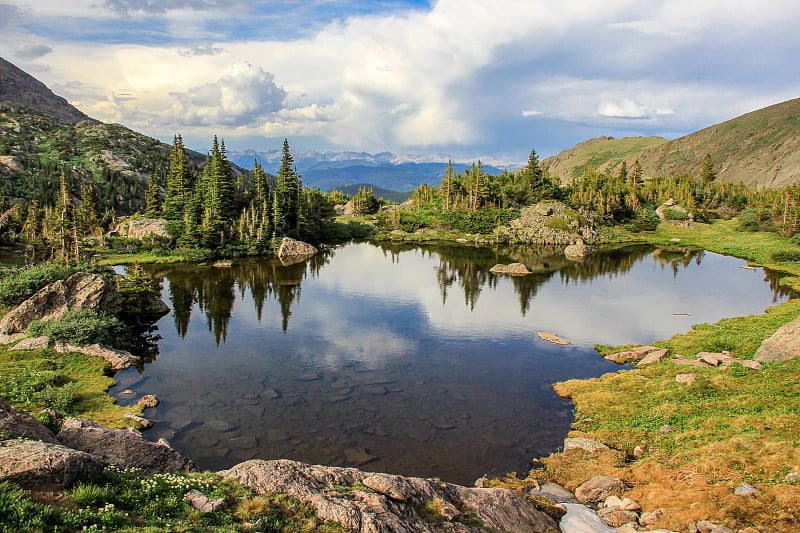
[
  {"x1": 0, "y1": 396, "x2": 60, "y2": 444},
  {"x1": 57, "y1": 418, "x2": 197, "y2": 474},
  {"x1": 754, "y1": 315, "x2": 800, "y2": 362},
  {"x1": 220, "y1": 459, "x2": 559, "y2": 533},
  {"x1": 655, "y1": 198, "x2": 694, "y2": 222},
  {"x1": 497, "y1": 201, "x2": 598, "y2": 244},
  {"x1": 0, "y1": 439, "x2": 104, "y2": 488},
  {"x1": 112, "y1": 217, "x2": 169, "y2": 239},
  {"x1": 0, "y1": 272, "x2": 120, "y2": 335},
  {"x1": 277, "y1": 237, "x2": 318, "y2": 263}
]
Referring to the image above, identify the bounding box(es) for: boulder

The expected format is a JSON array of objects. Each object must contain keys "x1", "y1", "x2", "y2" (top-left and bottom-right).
[
  {"x1": 527, "y1": 481, "x2": 579, "y2": 504},
  {"x1": 738, "y1": 360, "x2": 763, "y2": 370},
  {"x1": 489, "y1": 263, "x2": 532, "y2": 275},
  {"x1": 697, "y1": 352, "x2": 734, "y2": 367},
  {"x1": 277, "y1": 237, "x2": 318, "y2": 262},
  {"x1": 597, "y1": 506, "x2": 638, "y2": 528},
  {"x1": 10, "y1": 336, "x2": 49, "y2": 351},
  {"x1": 574, "y1": 476, "x2": 626, "y2": 505},
  {"x1": 220, "y1": 459, "x2": 558, "y2": 533},
  {"x1": 605, "y1": 345, "x2": 663, "y2": 364},
  {"x1": 0, "y1": 439, "x2": 104, "y2": 488},
  {"x1": 55, "y1": 343, "x2": 140, "y2": 371},
  {"x1": 558, "y1": 503, "x2": 616, "y2": 533},
  {"x1": 675, "y1": 373, "x2": 697, "y2": 384},
  {"x1": 0, "y1": 272, "x2": 120, "y2": 335},
  {"x1": 637, "y1": 348, "x2": 671, "y2": 366},
  {"x1": 57, "y1": 417, "x2": 197, "y2": 474},
  {"x1": 639, "y1": 508, "x2": 664, "y2": 526},
  {"x1": 112, "y1": 217, "x2": 169, "y2": 239},
  {"x1": 564, "y1": 240, "x2": 592, "y2": 260},
  {"x1": 0, "y1": 395, "x2": 60, "y2": 444},
  {"x1": 186, "y1": 489, "x2": 226, "y2": 513},
  {"x1": 734, "y1": 482, "x2": 758, "y2": 496},
  {"x1": 754, "y1": 315, "x2": 800, "y2": 362},
  {"x1": 564, "y1": 437, "x2": 609, "y2": 453},
  {"x1": 138, "y1": 395, "x2": 160, "y2": 409}
]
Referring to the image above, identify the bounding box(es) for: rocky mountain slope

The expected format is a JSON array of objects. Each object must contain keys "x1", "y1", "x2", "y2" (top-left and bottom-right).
[
  {"x1": 543, "y1": 98, "x2": 800, "y2": 189},
  {"x1": 0, "y1": 57, "x2": 247, "y2": 215}
]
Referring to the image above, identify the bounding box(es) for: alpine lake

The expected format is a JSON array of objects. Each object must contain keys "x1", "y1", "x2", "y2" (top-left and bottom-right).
[{"x1": 110, "y1": 242, "x2": 794, "y2": 485}]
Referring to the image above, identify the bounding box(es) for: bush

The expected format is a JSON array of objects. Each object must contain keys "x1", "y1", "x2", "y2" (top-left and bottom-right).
[
  {"x1": 772, "y1": 251, "x2": 800, "y2": 262},
  {"x1": 0, "y1": 263, "x2": 79, "y2": 306},
  {"x1": 664, "y1": 208, "x2": 690, "y2": 221},
  {"x1": 28, "y1": 310, "x2": 122, "y2": 347},
  {"x1": 738, "y1": 208, "x2": 775, "y2": 232},
  {"x1": 440, "y1": 209, "x2": 519, "y2": 234},
  {"x1": 35, "y1": 382, "x2": 79, "y2": 413},
  {"x1": 791, "y1": 234, "x2": 800, "y2": 246}
]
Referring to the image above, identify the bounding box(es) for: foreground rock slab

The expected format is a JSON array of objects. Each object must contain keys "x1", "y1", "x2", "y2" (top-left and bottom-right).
[
  {"x1": 220, "y1": 459, "x2": 559, "y2": 533},
  {"x1": 0, "y1": 439, "x2": 104, "y2": 488},
  {"x1": 0, "y1": 395, "x2": 60, "y2": 444},
  {"x1": 0, "y1": 272, "x2": 120, "y2": 335},
  {"x1": 559, "y1": 503, "x2": 616, "y2": 533},
  {"x1": 57, "y1": 417, "x2": 197, "y2": 474}
]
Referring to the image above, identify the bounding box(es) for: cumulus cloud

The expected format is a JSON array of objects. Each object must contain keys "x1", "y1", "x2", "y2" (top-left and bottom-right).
[
  {"x1": 521, "y1": 109, "x2": 543, "y2": 117},
  {"x1": 14, "y1": 44, "x2": 52, "y2": 59},
  {"x1": 168, "y1": 62, "x2": 287, "y2": 126}
]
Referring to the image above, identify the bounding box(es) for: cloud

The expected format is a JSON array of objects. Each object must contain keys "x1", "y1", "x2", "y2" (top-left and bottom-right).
[
  {"x1": 14, "y1": 44, "x2": 52, "y2": 59},
  {"x1": 178, "y1": 44, "x2": 223, "y2": 56},
  {"x1": 597, "y1": 99, "x2": 651, "y2": 119},
  {"x1": 521, "y1": 109, "x2": 543, "y2": 117},
  {"x1": 167, "y1": 62, "x2": 287, "y2": 127},
  {"x1": 103, "y1": 0, "x2": 244, "y2": 15}
]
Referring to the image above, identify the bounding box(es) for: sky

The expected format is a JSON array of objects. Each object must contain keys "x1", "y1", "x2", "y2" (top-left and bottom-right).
[{"x1": 1, "y1": 0, "x2": 798, "y2": 163}]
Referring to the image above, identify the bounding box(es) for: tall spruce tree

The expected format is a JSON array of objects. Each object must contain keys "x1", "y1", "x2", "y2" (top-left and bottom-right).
[
  {"x1": 700, "y1": 153, "x2": 717, "y2": 186},
  {"x1": 145, "y1": 179, "x2": 162, "y2": 217},
  {"x1": 272, "y1": 139, "x2": 302, "y2": 237},
  {"x1": 163, "y1": 135, "x2": 192, "y2": 220},
  {"x1": 53, "y1": 170, "x2": 76, "y2": 263}
]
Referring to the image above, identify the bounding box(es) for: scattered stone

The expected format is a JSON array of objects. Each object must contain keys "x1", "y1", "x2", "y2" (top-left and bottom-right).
[
  {"x1": 120, "y1": 390, "x2": 135, "y2": 395},
  {"x1": 734, "y1": 482, "x2": 758, "y2": 495},
  {"x1": 675, "y1": 373, "x2": 697, "y2": 384},
  {"x1": 186, "y1": 489, "x2": 226, "y2": 513},
  {"x1": 597, "y1": 506, "x2": 638, "y2": 528},
  {"x1": 639, "y1": 508, "x2": 664, "y2": 526},
  {"x1": 489, "y1": 263, "x2": 532, "y2": 275},
  {"x1": 212, "y1": 261, "x2": 232, "y2": 268},
  {"x1": 602, "y1": 495, "x2": 623, "y2": 509},
  {"x1": 659, "y1": 425, "x2": 674, "y2": 433},
  {"x1": 564, "y1": 437, "x2": 609, "y2": 453},
  {"x1": 605, "y1": 345, "x2": 661, "y2": 364},
  {"x1": 619, "y1": 497, "x2": 641, "y2": 511},
  {"x1": 0, "y1": 272, "x2": 120, "y2": 336},
  {"x1": 564, "y1": 240, "x2": 592, "y2": 260},
  {"x1": 637, "y1": 348, "x2": 671, "y2": 366},
  {"x1": 632, "y1": 445, "x2": 645, "y2": 459},
  {"x1": 528, "y1": 482, "x2": 579, "y2": 504},
  {"x1": 123, "y1": 412, "x2": 155, "y2": 429},
  {"x1": 137, "y1": 395, "x2": 160, "y2": 409},
  {"x1": 57, "y1": 417, "x2": 196, "y2": 474},
  {"x1": 669, "y1": 238, "x2": 681, "y2": 242},
  {"x1": 0, "y1": 396, "x2": 60, "y2": 444},
  {"x1": 670, "y1": 358, "x2": 705, "y2": 367},
  {"x1": 54, "y1": 343, "x2": 140, "y2": 371},
  {"x1": 0, "y1": 439, "x2": 104, "y2": 488},
  {"x1": 697, "y1": 352, "x2": 734, "y2": 367},
  {"x1": 574, "y1": 476, "x2": 626, "y2": 505},
  {"x1": 785, "y1": 472, "x2": 800, "y2": 482},
  {"x1": 558, "y1": 503, "x2": 616, "y2": 532},
  {"x1": 277, "y1": 237, "x2": 318, "y2": 262},
  {"x1": 754, "y1": 314, "x2": 800, "y2": 362},
  {"x1": 737, "y1": 360, "x2": 763, "y2": 370},
  {"x1": 537, "y1": 332, "x2": 571, "y2": 345}
]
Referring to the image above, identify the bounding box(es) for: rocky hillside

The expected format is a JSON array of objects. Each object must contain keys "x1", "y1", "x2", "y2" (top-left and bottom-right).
[
  {"x1": 0, "y1": 58, "x2": 249, "y2": 215},
  {"x1": 0, "y1": 57, "x2": 95, "y2": 126},
  {"x1": 543, "y1": 98, "x2": 800, "y2": 189}
]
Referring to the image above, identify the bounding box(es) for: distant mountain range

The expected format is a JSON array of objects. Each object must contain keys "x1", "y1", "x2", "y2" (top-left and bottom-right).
[
  {"x1": 542, "y1": 98, "x2": 800, "y2": 189},
  {"x1": 227, "y1": 150, "x2": 514, "y2": 192},
  {"x1": 328, "y1": 183, "x2": 413, "y2": 204}
]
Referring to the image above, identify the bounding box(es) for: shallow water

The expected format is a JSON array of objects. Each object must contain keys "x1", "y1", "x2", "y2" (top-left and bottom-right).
[{"x1": 110, "y1": 242, "x2": 792, "y2": 485}]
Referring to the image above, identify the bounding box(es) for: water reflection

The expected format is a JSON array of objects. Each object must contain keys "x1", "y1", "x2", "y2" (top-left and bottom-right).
[{"x1": 123, "y1": 243, "x2": 794, "y2": 484}]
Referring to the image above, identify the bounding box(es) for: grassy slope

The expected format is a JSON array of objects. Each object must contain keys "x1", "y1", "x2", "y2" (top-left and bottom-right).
[
  {"x1": 527, "y1": 221, "x2": 800, "y2": 532},
  {"x1": 542, "y1": 136, "x2": 668, "y2": 182}
]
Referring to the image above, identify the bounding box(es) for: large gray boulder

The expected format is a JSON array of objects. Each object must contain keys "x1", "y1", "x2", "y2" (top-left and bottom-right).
[
  {"x1": 0, "y1": 272, "x2": 120, "y2": 335},
  {"x1": 277, "y1": 237, "x2": 318, "y2": 263},
  {"x1": 220, "y1": 459, "x2": 559, "y2": 533},
  {"x1": 755, "y1": 315, "x2": 800, "y2": 362},
  {"x1": 0, "y1": 439, "x2": 104, "y2": 488},
  {"x1": 57, "y1": 417, "x2": 197, "y2": 474},
  {"x1": 0, "y1": 395, "x2": 60, "y2": 444}
]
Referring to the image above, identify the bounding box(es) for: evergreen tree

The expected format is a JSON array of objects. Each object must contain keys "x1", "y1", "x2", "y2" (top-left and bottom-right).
[
  {"x1": 53, "y1": 171, "x2": 76, "y2": 263},
  {"x1": 77, "y1": 185, "x2": 99, "y2": 235},
  {"x1": 617, "y1": 161, "x2": 628, "y2": 181},
  {"x1": 144, "y1": 179, "x2": 162, "y2": 217},
  {"x1": 440, "y1": 160, "x2": 456, "y2": 209},
  {"x1": 200, "y1": 136, "x2": 236, "y2": 246},
  {"x1": 700, "y1": 153, "x2": 717, "y2": 186},
  {"x1": 251, "y1": 161, "x2": 270, "y2": 206},
  {"x1": 163, "y1": 135, "x2": 192, "y2": 220},
  {"x1": 631, "y1": 159, "x2": 643, "y2": 186},
  {"x1": 272, "y1": 139, "x2": 302, "y2": 237}
]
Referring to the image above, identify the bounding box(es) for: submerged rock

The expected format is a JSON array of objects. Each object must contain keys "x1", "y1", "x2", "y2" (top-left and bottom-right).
[{"x1": 537, "y1": 332, "x2": 571, "y2": 345}]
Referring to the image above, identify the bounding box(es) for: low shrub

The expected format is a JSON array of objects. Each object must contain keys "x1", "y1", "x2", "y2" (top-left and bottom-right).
[
  {"x1": 772, "y1": 251, "x2": 800, "y2": 262},
  {"x1": 28, "y1": 309, "x2": 122, "y2": 347},
  {"x1": 544, "y1": 217, "x2": 571, "y2": 231},
  {"x1": 0, "y1": 263, "x2": 79, "y2": 306},
  {"x1": 34, "y1": 381, "x2": 79, "y2": 413},
  {"x1": 738, "y1": 208, "x2": 775, "y2": 232},
  {"x1": 440, "y1": 208, "x2": 519, "y2": 234}
]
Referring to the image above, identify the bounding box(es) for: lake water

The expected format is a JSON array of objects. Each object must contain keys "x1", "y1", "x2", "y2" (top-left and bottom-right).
[{"x1": 110, "y1": 242, "x2": 792, "y2": 485}]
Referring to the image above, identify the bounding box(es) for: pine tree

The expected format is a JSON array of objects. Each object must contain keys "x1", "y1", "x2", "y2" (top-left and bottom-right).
[
  {"x1": 251, "y1": 161, "x2": 269, "y2": 206},
  {"x1": 272, "y1": 139, "x2": 302, "y2": 236},
  {"x1": 700, "y1": 153, "x2": 716, "y2": 186},
  {"x1": 617, "y1": 161, "x2": 628, "y2": 181},
  {"x1": 440, "y1": 160, "x2": 456, "y2": 210},
  {"x1": 145, "y1": 179, "x2": 162, "y2": 217},
  {"x1": 53, "y1": 170, "x2": 76, "y2": 263},
  {"x1": 163, "y1": 135, "x2": 192, "y2": 220},
  {"x1": 77, "y1": 185, "x2": 99, "y2": 235},
  {"x1": 631, "y1": 159, "x2": 643, "y2": 187}
]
